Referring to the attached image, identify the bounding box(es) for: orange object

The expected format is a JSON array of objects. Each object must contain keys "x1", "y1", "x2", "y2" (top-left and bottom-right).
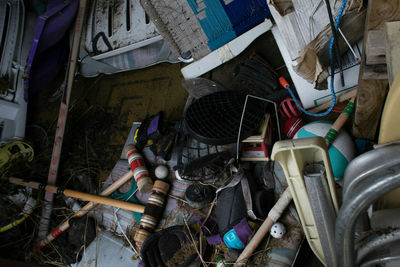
[{"x1": 279, "y1": 77, "x2": 289, "y2": 88}]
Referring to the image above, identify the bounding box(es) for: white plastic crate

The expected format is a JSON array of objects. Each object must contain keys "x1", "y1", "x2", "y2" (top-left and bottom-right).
[{"x1": 84, "y1": 0, "x2": 162, "y2": 60}]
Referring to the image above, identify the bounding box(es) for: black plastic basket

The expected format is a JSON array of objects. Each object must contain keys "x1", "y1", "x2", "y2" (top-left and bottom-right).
[{"x1": 184, "y1": 91, "x2": 267, "y2": 145}]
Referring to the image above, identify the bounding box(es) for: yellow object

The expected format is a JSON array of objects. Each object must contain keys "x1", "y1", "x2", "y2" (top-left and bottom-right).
[
  {"x1": 240, "y1": 114, "x2": 271, "y2": 161},
  {"x1": 376, "y1": 72, "x2": 400, "y2": 209},
  {"x1": 0, "y1": 197, "x2": 38, "y2": 233},
  {"x1": 0, "y1": 141, "x2": 34, "y2": 172},
  {"x1": 242, "y1": 114, "x2": 270, "y2": 143},
  {"x1": 271, "y1": 137, "x2": 339, "y2": 265},
  {"x1": 133, "y1": 128, "x2": 153, "y2": 146},
  {"x1": 379, "y1": 72, "x2": 400, "y2": 144}
]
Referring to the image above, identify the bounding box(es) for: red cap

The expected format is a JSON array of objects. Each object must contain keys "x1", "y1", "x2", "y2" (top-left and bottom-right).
[{"x1": 279, "y1": 77, "x2": 290, "y2": 88}]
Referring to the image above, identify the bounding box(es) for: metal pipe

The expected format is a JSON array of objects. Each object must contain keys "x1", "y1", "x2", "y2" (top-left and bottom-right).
[
  {"x1": 335, "y1": 163, "x2": 400, "y2": 266},
  {"x1": 304, "y1": 163, "x2": 337, "y2": 267},
  {"x1": 357, "y1": 229, "x2": 400, "y2": 263},
  {"x1": 360, "y1": 255, "x2": 400, "y2": 267}
]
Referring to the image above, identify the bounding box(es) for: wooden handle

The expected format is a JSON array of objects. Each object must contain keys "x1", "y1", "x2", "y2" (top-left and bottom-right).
[
  {"x1": 235, "y1": 217, "x2": 274, "y2": 266},
  {"x1": 9, "y1": 177, "x2": 40, "y2": 188},
  {"x1": 9, "y1": 177, "x2": 145, "y2": 213},
  {"x1": 324, "y1": 96, "x2": 356, "y2": 146},
  {"x1": 37, "y1": 171, "x2": 135, "y2": 249},
  {"x1": 62, "y1": 189, "x2": 145, "y2": 213},
  {"x1": 235, "y1": 188, "x2": 292, "y2": 266},
  {"x1": 331, "y1": 96, "x2": 356, "y2": 132},
  {"x1": 74, "y1": 170, "x2": 133, "y2": 217}
]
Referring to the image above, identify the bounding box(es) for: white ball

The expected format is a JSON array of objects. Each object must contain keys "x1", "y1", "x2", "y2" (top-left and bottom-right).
[
  {"x1": 155, "y1": 165, "x2": 169, "y2": 179},
  {"x1": 270, "y1": 222, "x2": 286, "y2": 239}
]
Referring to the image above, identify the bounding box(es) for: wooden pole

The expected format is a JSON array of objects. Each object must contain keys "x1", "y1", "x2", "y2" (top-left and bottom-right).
[
  {"x1": 39, "y1": 0, "x2": 89, "y2": 241},
  {"x1": 324, "y1": 96, "x2": 356, "y2": 146},
  {"x1": 37, "y1": 170, "x2": 135, "y2": 249},
  {"x1": 235, "y1": 188, "x2": 292, "y2": 266},
  {"x1": 10, "y1": 177, "x2": 145, "y2": 213}
]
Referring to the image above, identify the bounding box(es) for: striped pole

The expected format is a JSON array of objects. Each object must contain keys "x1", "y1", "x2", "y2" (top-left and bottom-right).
[{"x1": 125, "y1": 144, "x2": 153, "y2": 193}]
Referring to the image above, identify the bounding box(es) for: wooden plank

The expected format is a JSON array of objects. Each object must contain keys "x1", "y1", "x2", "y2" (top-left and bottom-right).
[
  {"x1": 360, "y1": 0, "x2": 400, "y2": 79},
  {"x1": 362, "y1": 64, "x2": 388, "y2": 79},
  {"x1": 353, "y1": 79, "x2": 388, "y2": 139},
  {"x1": 366, "y1": 30, "x2": 386, "y2": 65},
  {"x1": 384, "y1": 21, "x2": 400, "y2": 86},
  {"x1": 353, "y1": 0, "x2": 399, "y2": 139}
]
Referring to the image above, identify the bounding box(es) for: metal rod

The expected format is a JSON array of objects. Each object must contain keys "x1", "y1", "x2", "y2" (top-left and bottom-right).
[
  {"x1": 304, "y1": 163, "x2": 337, "y2": 267},
  {"x1": 236, "y1": 95, "x2": 281, "y2": 162},
  {"x1": 338, "y1": 27, "x2": 361, "y2": 63}
]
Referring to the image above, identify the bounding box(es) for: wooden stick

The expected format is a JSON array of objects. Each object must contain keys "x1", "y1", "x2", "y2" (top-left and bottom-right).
[
  {"x1": 324, "y1": 96, "x2": 356, "y2": 146},
  {"x1": 39, "y1": 0, "x2": 89, "y2": 241},
  {"x1": 235, "y1": 188, "x2": 292, "y2": 266},
  {"x1": 10, "y1": 177, "x2": 145, "y2": 213},
  {"x1": 37, "y1": 171, "x2": 135, "y2": 249}
]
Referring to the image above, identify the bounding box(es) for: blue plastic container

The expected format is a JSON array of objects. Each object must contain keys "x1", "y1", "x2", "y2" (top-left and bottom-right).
[{"x1": 219, "y1": 0, "x2": 271, "y2": 36}]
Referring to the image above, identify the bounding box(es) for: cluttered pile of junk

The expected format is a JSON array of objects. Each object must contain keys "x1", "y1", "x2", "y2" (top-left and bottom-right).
[{"x1": 1, "y1": 0, "x2": 400, "y2": 266}]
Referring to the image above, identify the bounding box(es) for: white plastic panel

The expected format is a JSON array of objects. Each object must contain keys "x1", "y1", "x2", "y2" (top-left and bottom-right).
[
  {"x1": 72, "y1": 231, "x2": 139, "y2": 267},
  {"x1": 84, "y1": 0, "x2": 162, "y2": 58},
  {"x1": 271, "y1": 137, "x2": 339, "y2": 265}
]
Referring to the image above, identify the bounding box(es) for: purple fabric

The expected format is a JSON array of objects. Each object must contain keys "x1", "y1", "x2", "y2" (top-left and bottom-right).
[
  {"x1": 197, "y1": 217, "x2": 223, "y2": 245},
  {"x1": 203, "y1": 217, "x2": 252, "y2": 246},
  {"x1": 233, "y1": 218, "x2": 252, "y2": 246},
  {"x1": 25, "y1": 0, "x2": 79, "y2": 100},
  {"x1": 207, "y1": 234, "x2": 223, "y2": 245},
  {"x1": 147, "y1": 114, "x2": 160, "y2": 136}
]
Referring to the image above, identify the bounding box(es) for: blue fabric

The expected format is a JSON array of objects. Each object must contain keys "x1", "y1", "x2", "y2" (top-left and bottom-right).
[{"x1": 187, "y1": 0, "x2": 236, "y2": 50}]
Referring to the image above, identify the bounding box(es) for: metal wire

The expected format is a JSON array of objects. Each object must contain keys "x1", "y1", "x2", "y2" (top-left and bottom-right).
[{"x1": 236, "y1": 94, "x2": 281, "y2": 162}]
